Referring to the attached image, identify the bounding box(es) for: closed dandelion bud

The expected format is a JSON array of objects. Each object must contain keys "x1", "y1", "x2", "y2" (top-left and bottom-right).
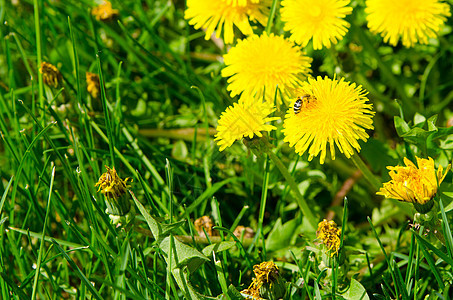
[
  {"x1": 95, "y1": 166, "x2": 132, "y2": 220},
  {"x1": 40, "y1": 62, "x2": 61, "y2": 88}
]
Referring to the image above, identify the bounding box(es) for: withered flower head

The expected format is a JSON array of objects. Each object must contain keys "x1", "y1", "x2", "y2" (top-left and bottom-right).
[
  {"x1": 316, "y1": 219, "x2": 342, "y2": 256},
  {"x1": 92, "y1": 1, "x2": 119, "y2": 21},
  {"x1": 233, "y1": 225, "x2": 255, "y2": 239},
  {"x1": 95, "y1": 166, "x2": 132, "y2": 217},
  {"x1": 95, "y1": 166, "x2": 130, "y2": 199},
  {"x1": 39, "y1": 62, "x2": 61, "y2": 88},
  {"x1": 242, "y1": 261, "x2": 286, "y2": 299},
  {"x1": 194, "y1": 216, "x2": 218, "y2": 237},
  {"x1": 86, "y1": 72, "x2": 100, "y2": 98}
]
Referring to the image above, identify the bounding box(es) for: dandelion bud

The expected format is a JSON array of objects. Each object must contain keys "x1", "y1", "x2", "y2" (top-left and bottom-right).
[{"x1": 95, "y1": 166, "x2": 132, "y2": 220}]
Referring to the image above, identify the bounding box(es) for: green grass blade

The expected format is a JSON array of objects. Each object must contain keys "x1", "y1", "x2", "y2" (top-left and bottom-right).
[
  {"x1": 51, "y1": 239, "x2": 103, "y2": 300},
  {"x1": 439, "y1": 200, "x2": 453, "y2": 260}
]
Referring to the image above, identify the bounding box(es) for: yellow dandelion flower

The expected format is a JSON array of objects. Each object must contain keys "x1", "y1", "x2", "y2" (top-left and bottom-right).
[
  {"x1": 225, "y1": 0, "x2": 260, "y2": 6},
  {"x1": 280, "y1": 0, "x2": 352, "y2": 50},
  {"x1": 282, "y1": 76, "x2": 375, "y2": 164},
  {"x1": 86, "y1": 72, "x2": 100, "y2": 99},
  {"x1": 215, "y1": 95, "x2": 279, "y2": 151},
  {"x1": 39, "y1": 62, "x2": 61, "y2": 88},
  {"x1": 222, "y1": 33, "x2": 312, "y2": 102},
  {"x1": 377, "y1": 157, "x2": 451, "y2": 211},
  {"x1": 317, "y1": 219, "x2": 341, "y2": 256},
  {"x1": 365, "y1": 0, "x2": 451, "y2": 47},
  {"x1": 185, "y1": 0, "x2": 270, "y2": 44},
  {"x1": 92, "y1": 1, "x2": 119, "y2": 21}
]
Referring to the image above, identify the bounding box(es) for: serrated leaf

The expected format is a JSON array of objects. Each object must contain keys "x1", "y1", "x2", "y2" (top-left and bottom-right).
[
  {"x1": 394, "y1": 116, "x2": 411, "y2": 136},
  {"x1": 427, "y1": 115, "x2": 438, "y2": 131},
  {"x1": 341, "y1": 279, "x2": 370, "y2": 300},
  {"x1": 202, "y1": 241, "x2": 236, "y2": 256},
  {"x1": 265, "y1": 218, "x2": 298, "y2": 252},
  {"x1": 160, "y1": 236, "x2": 209, "y2": 273},
  {"x1": 172, "y1": 268, "x2": 214, "y2": 300},
  {"x1": 161, "y1": 219, "x2": 186, "y2": 237},
  {"x1": 130, "y1": 191, "x2": 163, "y2": 241},
  {"x1": 227, "y1": 285, "x2": 245, "y2": 300},
  {"x1": 413, "y1": 113, "x2": 426, "y2": 127}
]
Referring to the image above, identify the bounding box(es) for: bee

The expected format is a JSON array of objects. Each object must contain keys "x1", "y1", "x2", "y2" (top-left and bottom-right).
[{"x1": 293, "y1": 94, "x2": 313, "y2": 114}]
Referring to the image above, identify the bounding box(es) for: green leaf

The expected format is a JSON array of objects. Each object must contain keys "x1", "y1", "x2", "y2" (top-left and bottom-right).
[
  {"x1": 202, "y1": 241, "x2": 236, "y2": 256},
  {"x1": 413, "y1": 113, "x2": 426, "y2": 127},
  {"x1": 341, "y1": 279, "x2": 370, "y2": 300},
  {"x1": 413, "y1": 234, "x2": 446, "y2": 289},
  {"x1": 161, "y1": 219, "x2": 186, "y2": 237},
  {"x1": 265, "y1": 218, "x2": 298, "y2": 252},
  {"x1": 427, "y1": 115, "x2": 438, "y2": 131},
  {"x1": 394, "y1": 116, "x2": 411, "y2": 136},
  {"x1": 172, "y1": 268, "x2": 211, "y2": 300},
  {"x1": 130, "y1": 190, "x2": 163, "y2": 241},
  {"x1": 227, "y1": 285, "x2": 245, "y2": 300},
  {"x1": 51, "y1": 239, "x2": 103, "y2": 300},
  {"x1": 160, "y1": 236, "x2": 209, "y2": 273},
  {"x1": 171, "y1": 140, "x2": 188, "y2": 160}
]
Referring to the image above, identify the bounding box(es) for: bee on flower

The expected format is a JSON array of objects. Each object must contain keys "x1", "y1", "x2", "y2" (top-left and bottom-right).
[{"x1": 283, "y1": 76, "x2": 375, "y2": 164}]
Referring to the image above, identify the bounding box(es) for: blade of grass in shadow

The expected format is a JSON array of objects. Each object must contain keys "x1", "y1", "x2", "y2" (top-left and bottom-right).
[
  {"x1": 392, "y1": 259, "x2": 408, "y2": 300},
  {"x1": 413, "y1": 234, "x2": 445, "y2": 290},
  {"x1": 439, "y1": 200, "x2": 453, "y2": 260},
  {"x1": 268, "y1": 151, "x2": 317, "y2": 229},
  {"x1": 33, "y1": 0, "x2": 45, "y2": 124},
  {"x1": 31, "y1": 165, "x2": 55, "y2": 300},
  {"x1": 0, "y1": 176, "x2": 13, "y2": 216},
  {"x1": 97, "y1": 54, "x2": 116, "y2": 167},
  {"x1": 367, "y1": 217, "x2": 399, "y2": 298},
  {"x1": 51, "y1": 238, "x2": 103, "y2": 300}
]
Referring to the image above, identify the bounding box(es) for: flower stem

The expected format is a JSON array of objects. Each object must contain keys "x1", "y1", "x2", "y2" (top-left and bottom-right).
[
  {"x1": 265, "y1": 0, "x2": 279, "y2": 34},
  {"x1": 257, "y1": 155, "x2": 271, "y2": 249},
  {"x1": 268, "y1": 151, "x2": 318, "y2": 229},
  {"x1": 350, "y1": 153, "x2": 381, "y2": 191}
]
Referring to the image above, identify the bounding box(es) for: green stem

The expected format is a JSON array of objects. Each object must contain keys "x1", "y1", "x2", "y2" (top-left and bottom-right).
[
  {"x1": 268, "y1": 151, "x2": 318, "y2": 229},
  {"x1": 355, "y1": 29, "x2": 415, "y2": 115},
  {"x1": 33, "y1": 0, "x2": 44, "y2": 124},
  {"x1": 265, "y1": 0, "x2": 278, "y2": 34},
  {"x1": 350, "y1": 153, "x2": 381, "y2": 191},
  {"x1": 257, "y1": 155, "x2": 271, "y2": 250}
]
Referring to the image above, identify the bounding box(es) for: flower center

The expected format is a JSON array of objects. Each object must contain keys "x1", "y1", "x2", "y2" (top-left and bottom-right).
[{"x1": 310, "y1": 5, "x2": 322, "y2": 17}]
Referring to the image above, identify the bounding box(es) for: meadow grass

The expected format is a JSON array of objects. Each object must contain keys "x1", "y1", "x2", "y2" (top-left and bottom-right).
[{"x1": 0, "y1": 0, "x2": 453, "y2": 299}]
